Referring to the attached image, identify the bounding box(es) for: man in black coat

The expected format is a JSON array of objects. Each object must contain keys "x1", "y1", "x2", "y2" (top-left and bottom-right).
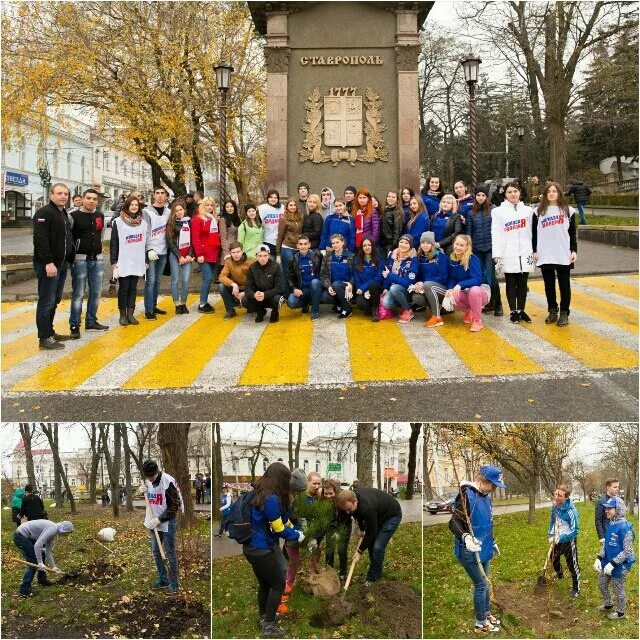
[
  {"x1": 19, "y1": 485, "x2": 47, "y2": 521},
  {"x1": 565, "y1": 179, "x2": 592, "y2": 225},
  {"x1": 33, "y1": 183, "x2": 75, "y2": 350},
  {"x1": 242, "y1": 245, "x2": 285, "y2": 323}
]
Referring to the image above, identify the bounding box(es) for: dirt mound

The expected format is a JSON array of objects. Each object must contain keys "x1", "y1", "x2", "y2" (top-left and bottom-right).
[
  {"x1": 494, "y1": 581, "x2": 602, "y2": 637},
  {"x1": 310, "y1": 600, "x2": 355, "y2": 627},
  {"x1": 57, "y1": 559, "x2": 124, "y2": 585}
]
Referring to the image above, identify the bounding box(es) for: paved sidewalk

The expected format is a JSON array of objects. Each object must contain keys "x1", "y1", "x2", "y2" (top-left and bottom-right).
[{"x1": 2, "y1": 240, "x2": 638, "y2": 301}]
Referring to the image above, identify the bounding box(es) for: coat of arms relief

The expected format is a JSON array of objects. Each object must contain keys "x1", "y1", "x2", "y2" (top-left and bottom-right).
[{"x1": 299, "y1": 86, "x2": 389, "y2": 166}]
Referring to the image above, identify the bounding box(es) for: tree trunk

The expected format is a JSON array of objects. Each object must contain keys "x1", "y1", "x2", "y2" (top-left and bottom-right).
[
  {"x1": 41, "y1": 424, "x2": 77, "y2": 514},
  {"x1": 356, "y1": 424, "x2": 376, "y2": 488},
  {"x1": 528, "y1": 478, "x2": 537, "y2": 525},
  {"x1": 406, "y1": 423, "x2": 421, "y2": 500},
  {"x1": 288, "y1": 424, "x2": 294, "y2": 470},
  {"x1": 101, "y1": 425, "x2": 120, "y2": 518},
  {"x1": 19, "y1": 423, "x2": 38, "y2": 488},
  {"x1": 157, "y1": 424, "x2": 195, "y2": 527},
  {"x1": 212, "y1": 423, "x2": 223, "y2": 519},
  {"x1": 294, "y1": 423, "x2": 302, "y2": 468},
  {"x1": 615, "y1": 154, "x2": 624, "y2": 184},
  {"x1": 376, "y1": 424, "x2": 382, "y2": 490},
  {"x1": 88, "y1": 424, "x2": 100, "y2": 504},
  {"x1": 121, "y1": 425, "x2": 133, "y2": 511},
  {"x1": 547, "y1": 116, "x2": 567, "y2": 187}
]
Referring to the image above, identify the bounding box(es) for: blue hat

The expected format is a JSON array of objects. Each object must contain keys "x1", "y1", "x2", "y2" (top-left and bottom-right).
[
  {"x1": 603, "y1": 497, "x2": 618, "y2": 509},
  {"x1": 480, "y1": 465, "x2": 506, "y2": 489}
]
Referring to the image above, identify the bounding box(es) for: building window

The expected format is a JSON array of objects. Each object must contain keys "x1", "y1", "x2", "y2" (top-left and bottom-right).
[
  {"x1": 2, "y1": 191, "x2": 33, "y2": 222},
  {"x1": 328, "y1": 451, "x2": 331, "y2": 462},
  {"x1": 315, "y1": 460, "x2": 320, "y2": 472},
  {"x1": 71, "y1": 478, "x2": 76, "y2": 486},
  {"x1": 95, "y1": 149, "x2": 100, "y2": 168},
  {"x1": 303, "y1": 459, "x2": 309, "y2": 471},
  {"x1": 52, "y1": 149, "x2": 59, "y2": 176},
  {"x1": 263, "y1": 457, "x2": 269, "y2": 472},
  {"x1": 103, "y1": 151, "x2": 109, "y2": 170},
  {"x1": 80, "y1": 156, "x2": 86, "y2": 184},
  {"x1": 18, "y1": 140, "x2": 26, "y2": 169},
  {"x1": 67, "y1": 152, "x2": 72, "y2": 179},
  {"x1": 115, "y1": 155, "x2": 119, "y2": 174}
]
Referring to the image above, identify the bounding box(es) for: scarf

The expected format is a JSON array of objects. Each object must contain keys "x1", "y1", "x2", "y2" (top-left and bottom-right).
[
  {"x1": 354, "y1": 209, "x2": 364, "y2": 248},
  {"x1": 206, "y1": 212, "x2": 219, "y2": 235},
  {"x1": 120, "y1": 211, "x2": 142, "y2": 227},
  {"x1": 178, "y1": 216, "x2": 191, "y2": 256}
]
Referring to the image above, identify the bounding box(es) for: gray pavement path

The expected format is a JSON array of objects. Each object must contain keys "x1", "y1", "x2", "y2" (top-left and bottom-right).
[
  {"x1": 424, "y1": 500, "x2": 553, "y2": 527},
  {"x1": 587, "y1": 207, "x2": 638, "y2": 218}
]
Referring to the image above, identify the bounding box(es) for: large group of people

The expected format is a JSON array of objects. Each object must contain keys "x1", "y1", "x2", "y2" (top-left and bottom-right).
[{"x1": 32, "y1": 175, "x2": 581, "y2": 349}]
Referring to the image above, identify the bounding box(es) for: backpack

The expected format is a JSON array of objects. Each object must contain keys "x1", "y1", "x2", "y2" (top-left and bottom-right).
[{"x1": 225, "y1": 490, "x2": 255, "y2": 544}]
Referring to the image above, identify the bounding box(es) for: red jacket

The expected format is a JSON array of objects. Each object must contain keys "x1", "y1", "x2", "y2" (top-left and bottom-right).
[{"x1": 191, "y1": 215, "x2": 221, "y2": 263}]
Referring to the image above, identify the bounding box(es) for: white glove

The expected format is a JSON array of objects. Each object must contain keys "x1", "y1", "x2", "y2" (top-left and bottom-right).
[
  {"x1": 111, "y1": 265, "x2": 119, "y2": 280},
  {"x1": 603, "y1": 563, "x2": 614, "y2": 576},
  {"x1": 593, "y1": 558, "x2": 602, "y2": 573},
  {"x1": 307, "y1": 539, "x2": 318, "y2": 552},
  {"x1": 52, "y1": 566, "x2": 63, "y2": 574},
  {"x1": 548, "y1": 536, "x2": 555, "y2": 545},
  {"x1": 37, "y1": 563, "x2": 47, "y2": 572},
  {"x1": 149, "y1": 517, "x2": 161, "y2": 529},
  {"x1": 493, "y1": 542, "x2": 500, "y2": 557},
  {"x1": 344, "y1": 286, "x2": 353, "y2": 301},
  {"x1": 147, "y1": 249, "x2": 159, "y2": 261},
  {"x1": 364, "y1": 290, "x2": 370, "y2": 300},
  {"x1": 296, "y1": 530, "x2": 305, "y2": 543},
  {"x1": 462, "y1": 533, "x2": 482, "y2": 553},
  {"x1": 407, "y1": 284, "x2": 416, "y2": 293},
  {"x1": 599, "y1": 538, "x2": 605, "y2": 545}
]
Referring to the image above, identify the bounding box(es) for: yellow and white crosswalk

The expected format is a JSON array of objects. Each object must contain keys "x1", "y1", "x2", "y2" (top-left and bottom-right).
[{"x1": 1, "y1": 275, "x2": 637, "y2": 394}]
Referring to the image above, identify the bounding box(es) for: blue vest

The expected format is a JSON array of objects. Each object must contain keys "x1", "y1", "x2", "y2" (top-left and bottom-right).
[
  {"x1": 604, "y1": 520, "x2": 636, "y2": 578},
  {"x1": 454, "y1": 487, "x2": 495, "y2": 562}
]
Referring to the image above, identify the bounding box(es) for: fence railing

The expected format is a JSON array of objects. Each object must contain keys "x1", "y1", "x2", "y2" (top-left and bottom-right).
[{"x1": 592, "y1": 178, "x2": 639, "y2": 193}]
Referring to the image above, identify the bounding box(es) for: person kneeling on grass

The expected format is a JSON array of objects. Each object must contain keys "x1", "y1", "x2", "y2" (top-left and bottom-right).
[
  {"x1": 439, "y1": 234, "x2": 490, "y2": 333},
  {"x1": 13, "y1": 518, "x2": 74, "y2": 598},
  {"x1": 548, "y1": 484, "x2": 581, "y2": 598},
  {"x1": 449, "y1": 465, "x2": 505, "y2": 634},
  {"x1": 218, "y1": 241, "x2": 254, "y2": 319},
  {"x1": 286, "y1": 234, "x2": 323, "y2": 319},
  {"x1": 594, "y1": 496, "x2": 635, "y2": 620},
  {"x1": 335, "y1": 487, "x2": 402, "y2": 585},
  {"x1": 242, "y1": 245, "x2": 285, "y2": 323}
]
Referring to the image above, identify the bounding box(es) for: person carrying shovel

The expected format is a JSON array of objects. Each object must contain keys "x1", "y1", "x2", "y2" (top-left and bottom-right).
[
  {"x1": 548, "y1": 484, "x2": 580, "y2": 598},
  {"x1": 448, "y1": 465, "x2": 505, "y2": 634},
  {"x1": 142, "y1": 459, "x2": 184, "y2": 593},
  {"x1": 13, "y1": 519, "x2": 74, "y2": 598}
]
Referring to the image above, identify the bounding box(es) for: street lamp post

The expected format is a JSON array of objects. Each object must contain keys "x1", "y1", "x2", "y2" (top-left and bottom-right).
[
  {"x1": 517, "y1": 124, "x2": 525, "y2": 187},
  {"x1": 214, "y1": 61, "x2": 234, "y2": 209},
  {"x1": 460, "y1": 53, "x2": 482, "y2": 189}
]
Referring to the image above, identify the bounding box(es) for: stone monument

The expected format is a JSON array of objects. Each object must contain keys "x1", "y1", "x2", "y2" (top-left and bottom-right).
[{"x1": 249, "y1": 1, "x2": 432, "y2": 198}]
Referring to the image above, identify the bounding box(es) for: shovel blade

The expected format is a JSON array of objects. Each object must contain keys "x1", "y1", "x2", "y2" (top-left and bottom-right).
[{"x1": 534, "y1": 574, "x2": 548, "y2": 595}]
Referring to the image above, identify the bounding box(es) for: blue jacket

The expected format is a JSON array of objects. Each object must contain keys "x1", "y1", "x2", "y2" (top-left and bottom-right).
[
  {"x1": 320, "y1": 250, "x2": 354, "y2": 288},
  {"x1": 457, "y1": 195, "x2": 474, "y2": 218},
  {"x1": 595, "y1": 493, "x2": 615, "y2": 540},
  {"x1": 601, "y1": 519, "x2": 636, "y2": 578},
  {"x1": 249, "y1": 494, "x2": 301, "y2": 550},
  {"x1": 402, "y1": 202, "x2": 411, "y2": 225},
  {"x1": 466, "y1": 207, "x2": 494, "y2": 253},
  {"x1": 417, "y1": 250, "x2": 448, "y2": 286},
  {"x1": 384, "y1": 251, "x2": 418, "y2": 289},
  {"x1": 548, "y1": 498, "x2": 579, "y2": 543},
  {"x1": 421, "y1": 192, "x2": 442, "y2": 217},
  {"x1": 452, "y1": 483, "x2": 496, "y2": 563},
  {"x1": 353, "y1": 256, "x2": 384, "y2": 293},
  {"x1": 404, "y1": 213, "x2": 431, "y2": 250},
  {"x1": 447, "y1": 253, "x2": 485, "y2": 290},
  {"x1": 320, "y1": 213, "x2": 356, "y2": 252}
]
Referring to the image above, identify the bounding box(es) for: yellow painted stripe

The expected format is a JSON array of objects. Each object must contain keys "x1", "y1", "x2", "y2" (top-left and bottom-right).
[
  {"x1": 630, "y1": 274, "x2": 639, "y2": 280},
  {"x1": 2, "y1": 298, "x2": 122, "y2": 372},
  {"x1": 2, "y1": 300, "x2": 72, "y2": 335},
  {"x1": 575, "y1": 276, "x2": 638, "y2": 301},
  {"x1": 123, "y1": 300, "x2": 240, "y2": 389},
  {"x1": 11, "y1": 297, "x2": 185, "y2": 391},
  {"x1": 2, "y1": 301, "x2": 34, "y2": 313},
  {"x1": 437, "y1": 313, "x2": 543, "y2": 376},
  {"x1": 346, "y1": 313, "x2": 427, "y2": 381},
  {"x1": 528, "y1": 280, "x2": 638, "y2": 334},
  {"x1": 521, "y1": 301, "x2": 638, "y2": 369},
  {"x1": 238, "y1": 305, "x2": 313, "y2": 385}
]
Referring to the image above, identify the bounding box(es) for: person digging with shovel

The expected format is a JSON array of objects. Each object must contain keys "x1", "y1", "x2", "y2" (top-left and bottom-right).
[
  {"x1": 13, "y1": 519, "x2": 74, "y2": 598},
  {"x1": 449, "y1": 465, "x2": 505, "y2": 635},
  {"x1": 548, "y1": 484, "x2": 580, "y2": 598},
  {"x1": 142, "y1": 459, "x2": 184, "y2": 593}
]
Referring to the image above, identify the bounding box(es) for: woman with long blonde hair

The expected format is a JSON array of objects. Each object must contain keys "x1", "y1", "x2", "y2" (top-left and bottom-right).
[
  {"x1": 302, "y1": 193, "x2": 324, "y2": 249},
  {"x1": 190, "y1": 196, "x2": 221, "y2": 313},
  {"x1": 430, "y1": 194, "x2": 464, "y2": 255}
]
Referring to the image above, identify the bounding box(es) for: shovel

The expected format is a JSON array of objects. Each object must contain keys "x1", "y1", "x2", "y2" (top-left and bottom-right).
[
  {"x1": 143, "y1": 487, "x2": 172, "y2": 582},
  {"x1": 16, "y1": 558, "x2": 61, "y2": 574},
  {"x1": 535, "y1": 519, "x2": 558, "y2": 594},
  {"x1": 340, "y1": 550, "x2": 360, "y2": 601}
]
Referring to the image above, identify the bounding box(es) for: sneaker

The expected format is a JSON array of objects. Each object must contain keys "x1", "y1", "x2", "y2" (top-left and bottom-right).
[
  {"x1": 145, "y1": 311, "x2": 157, "y2": 320},
  {"x1": 167, "y1": 582, "x2": 180, "y2": 593},
  {"x1": 198, "y1": 303, "x2": 215, "y2": 313},
  {"x1": 338, "y1": 309, "x2": 352, "y2": 319},
  {"x1": 519, "y1": 310, "x2": 531, "y2": 323},
  {"x1": 262, "y1": 621, "x2": 287, "y2": 638},
  {"x1": 301, "y1": 305, "x2": 309, "y2": 314},
  {"x1": 398, "y1": 309, "x2": 413, "y2": 324},
  {"x1": 53, "y1": 332, "x2": 71, "y2": 341},
  {"x1": 463, "y1": 311, "x2": 473, "y2": 324},
  {"x1": 571, "y1": 588, "x2": 580, "y2": 598},
  {"x1": 371, "y1": 311, "x2": 380, "y2": 322},
  {"x1": 153, "y1": 578, "x2": 169, "y2": 589},
  {"x1": 332, "y1": 306, "x2": 342, "y2": 314},
  {"x1": 20, "y1": 591, "x2": 36, "y2": 598},
  {"x1": 311, "y1": 312, "x2": 320, "y2": 321},
  {"x1": 180, "y1": 304, "x2": 189, "y2": 314},
  {"x1": 270, "y1": 309, "x2": 280, "y2": 323},
  {"x1": 154, "y1": 307, "x2": 167, "y2": 315},
  {"x1": 545, "y1": 309, "x2": 559, "y2": 324},
  {"x1": 86, "y1": 322, "x2": 109, "y2": 330},
  {"x1": 276, "y1": 601, "x2": 289, "y2": 615},
  {"x1": 474, "y1": 621, "x2": 500, "y2": 634},
  {"x1": 510, "y1": 311, "x2": 520, "y2": 324},
  {"x1": 255, "y1": 310, "x2": 266, "y2": 323},
  {"x1": 470, "y1": 320, "x2": 483, "y2": 332},
  {"x1": 223, "y1": 309, "x2": 237, "y2": 320},
  {"x1": 607, "y1": 611, "x2": 624, "y2": 620},
  {"x1": 175, "y1": 305, "x2": 184, "y2": 315},
  {"x1": 556, "y1": 311, "x2": 569, "y2": 327},
  {"x1": 39, "y1": 336, "x2": 65, "y2": 350},
  {"x1": 364, "y1": 580, "x2": 374, "y2": 587},
  {"x1": 597, "y1": 605, "x2": 613, "y2": 612},
  {"x1": 486, "y1": 614, "x2": 501, "y2": 626},
  {"x1": 424, "y1": 316, "x2": 443, "y2": 328},
  {"x1": 70, "y1": 326, "x2": 81, "y2": 339}
]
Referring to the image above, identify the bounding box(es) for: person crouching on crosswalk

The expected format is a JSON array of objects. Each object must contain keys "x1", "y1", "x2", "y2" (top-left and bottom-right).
[
  {"x1": 532, "y1": 182, "x2": 578, "y2": 327},
  {"x1": 242, "y1": 245, "x2": 286, "y2": 323}
]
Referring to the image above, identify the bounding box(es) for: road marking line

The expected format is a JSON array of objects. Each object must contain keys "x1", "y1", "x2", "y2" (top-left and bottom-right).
[
  {"x1": 346, "y1": 313, "x2": 427, "y2": 382},
  {"x1": 612, "y1": 274, "x2": 640, "y2": 287},
  {"x1": 570, "y1": 279, "x2": 638, "y2": 310},
  {"x1": 308, "y1": 315, "x2": 353, "y2": 385},
  {"x1": 11, "y1": 296, "x2": 180, "y2": 391},
  {"x1": 2, "y1": 300, "x2": 38, "y2": 318},
  {"x1": 238, "y1": 305, "x2": 313, "y2": 385},
  {"x1": 575, "y1": 276, "x2": 638, "y2": 301},
  {"x1": 2, "y1": 299, "x2": 73, "y2": 335}
]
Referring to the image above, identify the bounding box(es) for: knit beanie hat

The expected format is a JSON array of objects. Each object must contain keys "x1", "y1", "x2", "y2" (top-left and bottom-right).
[
  {"x1": 474, "y1": 185, "x2": 489, "y2": 197},
  {"x1": 142, "y1": 459, "x2": 159, "y2": 477},
  {"x1": 290, "y1": 468, "x2": 308, "y2": 492},
  {"x1": 298, "y1": 182, "x2": 310, "y2": 192},
  {"x1": 400, "y1": 233, "x2": 414, "y2": 248},
  {"x1": 344, "y1": 186, "x2": 357, "y2": 195},
  {"x1": 420, "y1": 231, "x2": 436, "y2": 246}
]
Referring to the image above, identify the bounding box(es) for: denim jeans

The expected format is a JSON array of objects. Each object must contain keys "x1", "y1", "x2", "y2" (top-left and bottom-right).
[
  {"x1": 200, "y1": 262, "x2": 219, "y2": 305},
  {"x1": 320, "y1": 281, "x2": 351, "y2": 313},
  {"x1": 458, "y1": 548, "x2": 491, "y2": 623},
  {"x1": 70, "y1": 259, "x2": 104, "y2": 327},
  {"x1": 366, "y1": 514, "x2": 402, "y2": 582},
  {"x1": 169, "y1": 253, "x2": 192, "y2": 304},
  {"x1": 383, "y1": 283, "x2": 411, "y2": 310},
  {"x1": 218, "y1": 283, "x2": 239, "y2": 312},
  {"x1": 144, "y1": 253, "x2": 168, "y2": 312},
  {"x1": 13, "y1": 531, "x2": 48, "y2": 595},
  {"x1": 576, "y1": 201, "x2": 587, "y2": 225},
  {"x1": 287, "y1": 279, "x2": 322, "y2": 314},
  {"x1": 34, "y1": 261, "x2": 68, "y2": 340},
  {"x1": 149, "y1": 518, "x2": 178, "y2": 586},
  {"x1": 279, "y1": 246, "x2": 297, "y2": 297}
]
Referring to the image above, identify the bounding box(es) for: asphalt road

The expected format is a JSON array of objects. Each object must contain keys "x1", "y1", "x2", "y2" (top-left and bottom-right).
[
  {"x1": 3, "y1": 368, "x2": 637, "y2": 421},
  {"x1": 423, "y1": 501, "x2": 553, "y2": 527}
]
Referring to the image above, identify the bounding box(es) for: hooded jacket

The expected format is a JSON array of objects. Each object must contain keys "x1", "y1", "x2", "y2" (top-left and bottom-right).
[
  {"x1": 597, "y1": 498, "x2": 636, "y2": 578},
  {"x1": 491, "y1": 200, "x2": 535, "y2": 273},
  {"x1": 190, "y1": 214, "x2": 221, "y2": 263},
  {"x1": 548, "y1": 497, "x2": 579, "y2": 543},
  {"x1": 237, "y1": 220, "x2": 264, "y2": 259},
  {"x1": 352, "y1": 255, "x2": 384, "y2": 293},
  {"x1": 12, "y1": 487, "x2": 26, "y2": 509},
  {"x1": 320, "y1": 212, "x2": 356, "y2": 252},
  {"x1": 247, "y1": 494, "x2": 301, "y2": 551},
  {"x1": 421, "y1": 192, "x2": 442, "y2": 216},
  {"x1": 15, "y1": 519, "x2": 74, "y2": 569},
  {"x1": 405, "y1": 212, "x2": 431, "y2": 250},
  {"x1": 320, "y1": 188, "x2": 335, "y2": 222},
  {"x1": 596, "y1": 492, "x2": 618, "y2": 540},
  {"x1": 456, "y1": 194, "x2": 475, "y2": 218},
  {"x1": 417, "y1": 250, "x2": 448, "y2": 286},
  {"x1": 432, "y1": 212, "x2": 464, "y2": 254},
  {"x1": 20, "y1": 492, "x2": 48, "y2": 521},
  {"x1": 565, "y1": 181, "x2": 592, "y2": 203}
]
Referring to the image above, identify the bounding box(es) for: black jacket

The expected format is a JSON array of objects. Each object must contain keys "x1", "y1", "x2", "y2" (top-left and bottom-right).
[
  {"x1": 287, "y1": 250, "x2": 323, "y2": 290},
  {"x1": 565, "y1": 181, "x2": 592, "y2": 203},
  {"x1": 70, "y1": 209, "x2": 105, "y2": 258},
  {"x1": 302, "y1": 211, "x2": 324, "y2": 249},
  {"x1": 33, "y1": 201, "x2": 74, "y2": 266},
  {"x1": 439, "y1": 213, "x2": 465, "y2": 254},
  {"x1": 245, "y1": 259, "x2": 285, "y2": 300},
  {"x1": 19, "y1": 493, "x2": 47, "y2": 521},
  {"x1": 351, "y1": 488, "x2": 402, "y2": 553},
  {"x1": 380, "y1": 205, "x2": 403, "y2": 249}
]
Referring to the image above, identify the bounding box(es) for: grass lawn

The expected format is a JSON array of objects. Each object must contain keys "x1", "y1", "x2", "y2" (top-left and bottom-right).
[
  {"x1": 583, "y1": 216, "x2": 638, "y2": 226},
  {"x1": 2, "y1": 502, "x2": 211, "y2": 638},
  {"x1": 213, "y1": 521, "x2": 422, "y2": 639},
  {"x1": 424, "y1": 502, "x2": 638, "y2": 638}
]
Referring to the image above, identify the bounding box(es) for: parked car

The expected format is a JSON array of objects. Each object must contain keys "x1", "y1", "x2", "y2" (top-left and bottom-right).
[{"x1": 426, "y1": 496, "x2": 455, "y2": 515}]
